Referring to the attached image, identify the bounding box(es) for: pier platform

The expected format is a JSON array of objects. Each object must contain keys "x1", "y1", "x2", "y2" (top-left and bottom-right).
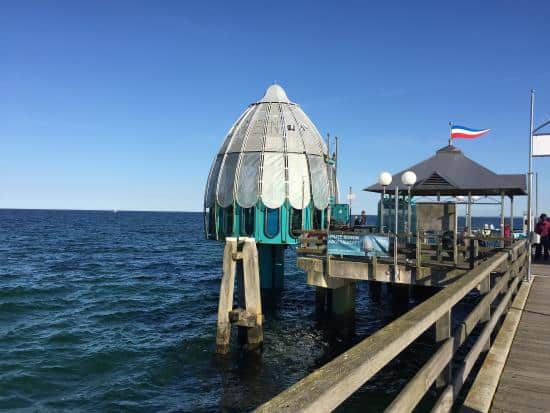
[{"x1": 464, "y1": 262, "x2": 550, "y2": 413}]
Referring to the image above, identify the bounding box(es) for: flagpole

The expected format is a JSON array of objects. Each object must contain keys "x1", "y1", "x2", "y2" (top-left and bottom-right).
[
  {"x1": 448, "y1": 121, "x2": 453, "y2": 146},
  {"x1": 527, "y1": 90, "x2": 535, "y2": 282}
]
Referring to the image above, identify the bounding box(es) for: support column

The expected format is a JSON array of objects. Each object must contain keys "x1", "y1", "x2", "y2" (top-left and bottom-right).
[
  {"x1": 258, "y1": 244, "x2": 285, "y2": 290},
  {"x1": 510, "y1": 196, "x2": 514, "y2": 232},
  {"x1": 216, "y1": 237, "x2": 263, "y2": 354},
  {"x1": 435, "y1": 310, "x2": 452, "y2": 388},
  {"x1": 500, "y1": 192, "x2": 505, "y2": 247},
  {"x1": 216, "y1": 238, "x2": 237, "y2": 354},
  {"x1": 467, "y1": 192, "x2": 472, "y2": 235},
  {"x1": 327, "y1": 283, "x2": 357, "y2": 317},
  {"x1": 242, "y1": 238, "x2": 263, "y2": 350}
]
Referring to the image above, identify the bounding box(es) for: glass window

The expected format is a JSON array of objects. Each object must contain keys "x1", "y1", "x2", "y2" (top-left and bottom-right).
[
  {"x1": 223, "y1": 206, "x2": 234, "y2": 235},
  {"x1": 207, "y1": 207, "x2": 216, "y2": 238},
  {"x1": 264, "y1": 208, "x2": 280, "y2": 238},
  {"x1": 290, "y1": 208, "x2": 302, "y2": 238},
  {"x1": 240, "y1": 208, "x2": 255, "y2": 236},
  {"x1": 313, "y1": 208, "x2": 325, "y2": 230}
]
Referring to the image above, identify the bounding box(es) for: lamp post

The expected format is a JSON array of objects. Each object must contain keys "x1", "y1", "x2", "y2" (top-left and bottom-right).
[
  {"x1": 401, "y1": 171, "x2": 417, "y2": 236},
  {"x1": 378, "y1": 171, "x2": 392, "y2": 233}
]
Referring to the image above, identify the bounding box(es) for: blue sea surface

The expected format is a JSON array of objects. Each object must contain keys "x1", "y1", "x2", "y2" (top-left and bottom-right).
[{"x1": 0, "y1": 210, "x2": 495, "y2": 412}]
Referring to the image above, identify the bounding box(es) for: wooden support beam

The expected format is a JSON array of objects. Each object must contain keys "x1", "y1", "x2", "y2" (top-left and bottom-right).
[
  {"x1": 215, "y1": 237, "x2": 263, "y2": 354},
  {"x1": 216, "y1": 238, "x2": 238, "y2": 354},
  {"x1": 242, "y1": 237, "x2": 263, "y2": 350}
]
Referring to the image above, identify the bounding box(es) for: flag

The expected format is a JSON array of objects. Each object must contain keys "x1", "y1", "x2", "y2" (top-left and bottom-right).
[
  {"x1": 451, "y1": 125, "x2": 490, "y2": 139},
  {"x1": 533, "y1": 134, "x2": 550, "y2": 157}
]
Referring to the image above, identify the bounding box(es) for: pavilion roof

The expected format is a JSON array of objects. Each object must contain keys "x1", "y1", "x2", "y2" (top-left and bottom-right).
[{"x1": 364, "y1": 144, "x2": 526, "y2": 197}]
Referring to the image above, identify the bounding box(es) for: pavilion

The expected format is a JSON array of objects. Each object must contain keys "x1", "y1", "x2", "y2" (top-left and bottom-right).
[{"x1": 364, "y1": 144, "x2": 527, "y2": 236}]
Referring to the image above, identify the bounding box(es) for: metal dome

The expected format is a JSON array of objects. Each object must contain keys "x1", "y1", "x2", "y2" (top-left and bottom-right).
[{"x1": 205, "y1": 84, "x2": 334, "y2": 211}]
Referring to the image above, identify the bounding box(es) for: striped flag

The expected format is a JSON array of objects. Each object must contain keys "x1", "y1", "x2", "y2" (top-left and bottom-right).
[{"x1": 451, "y1": 125, "x2": 490, "y2": 139}]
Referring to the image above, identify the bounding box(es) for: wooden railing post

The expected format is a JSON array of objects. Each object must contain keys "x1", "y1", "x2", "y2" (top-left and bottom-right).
[
  {"x1": 435, "y1": 310, "x2": 452, "y2": 388},
  {"x1": 469, "y1": 239, "x2": 479, "y2": 269},
  {"x1": 479, "y1": 275, "x2": 491, "y2": 351}
]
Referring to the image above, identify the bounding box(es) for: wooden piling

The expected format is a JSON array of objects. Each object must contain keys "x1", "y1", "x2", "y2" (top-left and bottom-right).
[
  {"x1": 216, "y1": 238, "x2": 238, "y2": 354},
  {"x1": 215, "y1": 237, "x2": 263, "y2": 354}
]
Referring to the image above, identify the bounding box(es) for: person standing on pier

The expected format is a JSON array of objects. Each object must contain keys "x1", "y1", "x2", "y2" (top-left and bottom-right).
[{"x1": 534, "y1": 214, "x2": 550, "y2": 261}]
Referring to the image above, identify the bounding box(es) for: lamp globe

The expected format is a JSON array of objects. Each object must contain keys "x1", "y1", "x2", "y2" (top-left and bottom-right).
[
  {"x1": 401, "y1": 171, "x2": 417, "y2": 186},
  {"x1": 378, "y1": 171, "x2": 392, "y2": 186}
]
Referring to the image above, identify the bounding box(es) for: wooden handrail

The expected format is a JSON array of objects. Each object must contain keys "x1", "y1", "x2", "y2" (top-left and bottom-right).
[{"x1": 255, "y1": 240, "x2": 527, "y2": 413}]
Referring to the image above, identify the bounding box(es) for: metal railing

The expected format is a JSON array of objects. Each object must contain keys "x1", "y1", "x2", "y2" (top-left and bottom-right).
[{"x1": 255, "y1": 240, "x2": 528, "y2": 413}]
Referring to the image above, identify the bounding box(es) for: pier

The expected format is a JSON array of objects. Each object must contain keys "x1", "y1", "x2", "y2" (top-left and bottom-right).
[
  {"x1": 255, "y1": 242, "x2": 550, "y2": 412},
  {"x1": 206, "y1": 85, "x2": 549, "y2": 411}
]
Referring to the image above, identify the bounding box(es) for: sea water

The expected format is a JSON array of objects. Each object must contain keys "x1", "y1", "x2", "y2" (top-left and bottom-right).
[{"x1": 1, "y1": 210, "x2": 490, "y2": 412}]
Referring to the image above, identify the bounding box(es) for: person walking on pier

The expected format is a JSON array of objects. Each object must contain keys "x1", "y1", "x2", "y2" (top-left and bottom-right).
[{"x1": 535, "y1": 214, "x2": 550, "y2": 261}]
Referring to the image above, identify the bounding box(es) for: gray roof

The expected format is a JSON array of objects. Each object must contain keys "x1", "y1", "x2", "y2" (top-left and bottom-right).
[{"x1": 364, "y1": 145, "x2": 526, "y2": 196}]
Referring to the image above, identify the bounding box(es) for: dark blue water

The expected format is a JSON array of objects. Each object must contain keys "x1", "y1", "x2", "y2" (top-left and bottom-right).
[{"x1": 0, "y1": 210, "x2": 486, "y2": 412}]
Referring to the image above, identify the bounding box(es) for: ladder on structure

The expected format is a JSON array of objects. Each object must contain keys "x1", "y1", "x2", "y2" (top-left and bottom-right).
[{"x1": 216, "y1": 237, "x2": 263, "y2": 354}]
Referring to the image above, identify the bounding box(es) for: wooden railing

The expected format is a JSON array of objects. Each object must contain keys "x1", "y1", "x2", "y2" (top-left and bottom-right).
[{"x1": 255, "y1": 240, "x2": 528, "y2": 413}]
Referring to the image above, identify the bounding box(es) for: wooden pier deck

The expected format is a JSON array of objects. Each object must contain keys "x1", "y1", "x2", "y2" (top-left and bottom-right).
[
  {"x1": 464, "y1": 262, "x2": 550, "y2": 413},
  {"x1": 492, "y1": 272, "x2": 550, "y2": 412}
]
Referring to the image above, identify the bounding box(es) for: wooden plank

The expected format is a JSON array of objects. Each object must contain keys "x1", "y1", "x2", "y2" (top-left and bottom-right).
[
  {"x1": 490, "y1": 274, "x2": 550, "y2": 412},
  {"x1": 461, "y1": 280, "x2": 532, "y2": 413}
]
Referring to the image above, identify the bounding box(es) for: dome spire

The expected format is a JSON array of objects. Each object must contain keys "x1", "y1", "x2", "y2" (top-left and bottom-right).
[{"x1": 259, "y1": 84, "x2": 290, "y2": 103}]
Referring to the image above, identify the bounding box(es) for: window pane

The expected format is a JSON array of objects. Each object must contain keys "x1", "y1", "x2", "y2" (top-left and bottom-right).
[
  {"x1": 290, "y1": 208, "x2": 302, "y2": 238},
  {"x1": 265, "y1": 208, "x2": 279, "y2": 238}
]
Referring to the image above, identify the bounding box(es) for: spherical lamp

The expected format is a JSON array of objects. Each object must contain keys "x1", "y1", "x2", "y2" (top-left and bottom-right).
[
  {"x1": 401, "y1": 171, "x2": 417, "y2": 187},
  {"x1": 472, "y1": 195, "x2": 481, "y2": 201},
  {"x1": 400, "y1": 171, "x2": 417, "y2": 235},
  {"x1": 378, "y1": 171, "x2": 392, "y2": 186},
  {"x1": 456, "y1": 195, "x2": 464, "y2": 202},
  {"x1": 378, "y1": 172, "x2": 392, "y2": 233}
]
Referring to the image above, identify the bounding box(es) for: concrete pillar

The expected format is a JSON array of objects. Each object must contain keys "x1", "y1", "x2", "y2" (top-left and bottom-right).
[{"x1": 326, "y1": 283, "x2": 356, "y2": 317}]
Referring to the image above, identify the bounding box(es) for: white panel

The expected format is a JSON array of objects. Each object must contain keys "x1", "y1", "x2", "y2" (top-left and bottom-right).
[
  {"x1": 327, "y1": 163, "x2": 337, "y2": 202},
  {"x1": 533, "y1": 134, "x2": 550, "y2": 157},
  {"x1": 243, "y1": 104, "x2": 268, "y2": 152},
  {"x1": 287, "y1": 154, "x2": 311, "y2": 209},
  {"x1": 218, "y1": 107, "x2": 252, "y2": 155},
  {"x1": 282, "y1": 104, "x2": 304, "y2": 153},
  {"x1": 308, "y1": 155, "x2": 329, "y2": 209},
  {"x1": 227, "y1": 106, "x2": 255, "y2": 153},
  {"x1": 263, "y1": 104, "x2": 285, "y2": 152},
  {"x1": 261, "y1": 153, "x2": 285, "y2": 209},
  {"x1": 216, "y1": 153, "x2": 239, "y2": 207},
  {"x1": 236, "y1": 152, "x2": 261, "y2": 208},
  {"x1": 205, "y1": 154, "x2": 223, "y2": 207},
  {"x1": 292, "y1": 106, "x2": 324, "y2": 155}
]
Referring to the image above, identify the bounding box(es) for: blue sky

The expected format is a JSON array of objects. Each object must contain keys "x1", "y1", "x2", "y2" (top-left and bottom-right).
[{"x1": 1, "y1": 1, "x2": 549, "y2": 215}]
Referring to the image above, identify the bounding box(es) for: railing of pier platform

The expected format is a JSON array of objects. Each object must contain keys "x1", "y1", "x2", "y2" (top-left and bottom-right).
[{"x1": 255, "y1": 239, "x2": 528, "y2": 413}]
